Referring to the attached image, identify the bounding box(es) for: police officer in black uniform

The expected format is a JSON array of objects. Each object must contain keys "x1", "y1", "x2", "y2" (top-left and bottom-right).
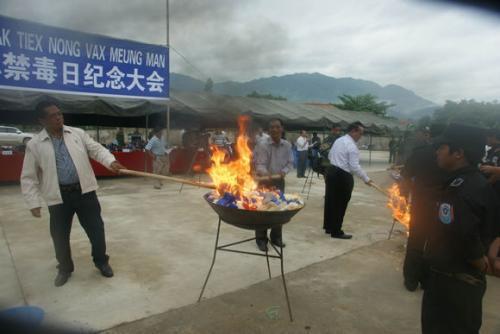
[
  {"x1": 400, "y1": 125, "x2": 447, "y2": 291},
  {"x1": 422, "y1": 124, "x2": 499, "y2": 334}
]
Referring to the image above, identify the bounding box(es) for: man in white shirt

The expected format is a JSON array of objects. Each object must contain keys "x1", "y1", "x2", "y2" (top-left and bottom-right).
[
  {"x1": 255, "y1": 127, "x2": 270, "y2": 146},
  {"x1": 21, "y1": 100, "x2": 125, "y2": 287},
  {"x1": 146, "y1": 127, "x2": 169, "y2": 189},
  {"x1": 296, "y1": 130, "x2": 309, "y2": 178},
  {"x1": 324, "y1": 122, "x2": 372, "y2": 239}
]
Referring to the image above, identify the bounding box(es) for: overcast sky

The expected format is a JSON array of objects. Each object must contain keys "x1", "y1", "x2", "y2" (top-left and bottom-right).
[{"x1": 1, "y1": 0, "x2": 500, "y2": 104}]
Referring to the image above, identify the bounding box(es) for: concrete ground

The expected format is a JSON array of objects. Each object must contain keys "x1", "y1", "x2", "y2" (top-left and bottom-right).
[
  {"x1": 104, "y1": 238, "x2": 500, "y2": 334},
  {"x1": 0, "y1": 151, "x2": 498, "y2": 332}
]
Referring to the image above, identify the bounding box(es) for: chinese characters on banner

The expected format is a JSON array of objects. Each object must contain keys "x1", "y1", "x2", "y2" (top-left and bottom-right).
[{"x1": 0, "y1": 15, "x2": 169, "y2": 99}]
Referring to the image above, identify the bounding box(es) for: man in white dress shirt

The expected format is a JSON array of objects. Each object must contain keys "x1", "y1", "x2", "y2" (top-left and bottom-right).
[
  {"x1": 255, "y1": 126, "x2": 270, "y2": 146},
  {"x1": 324, "y1": 122, "x2": 373, "y2": 239},
  {"x1": 296, "y1": 130, "x2": 309, "y2": 178}
]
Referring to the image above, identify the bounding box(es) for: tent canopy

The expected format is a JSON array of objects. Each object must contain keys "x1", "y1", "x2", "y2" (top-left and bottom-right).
[{"x1": 0, "y1": 89, "x2": 405, "y2": 132}]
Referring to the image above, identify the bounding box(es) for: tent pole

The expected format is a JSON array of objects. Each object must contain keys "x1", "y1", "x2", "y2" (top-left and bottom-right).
[
  {"x1": 145, "y1": 111, "x2": 149, "y2": 172},
  {"x1": 166, "y1": 0, "x2": 171, "y2": 144},
  {"x1": 167, "y1": 105, "x2": 170, "y2": 144},
  {"x1": 369, "y1": 134, "x2": 373, "y2": 167}
]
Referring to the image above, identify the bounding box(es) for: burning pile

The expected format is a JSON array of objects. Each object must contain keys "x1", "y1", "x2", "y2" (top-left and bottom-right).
[
  {"x1": 387, "y1": 183, "x2": 411, "y2": 229},
  {"x1": 206, "y1": 116, "x2": 304, "y2": 211},
  {"x1": 207, "y1": 190, "x2": 304, "y2": 211}
]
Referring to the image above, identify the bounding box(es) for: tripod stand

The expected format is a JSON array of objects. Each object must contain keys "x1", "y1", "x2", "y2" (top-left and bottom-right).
[
  {"x1": 179, "y1": 147, "x2": 206, "y2": 193},
  {"x1": 301, "y1": 155, "x2": 323, "y2": 200}
]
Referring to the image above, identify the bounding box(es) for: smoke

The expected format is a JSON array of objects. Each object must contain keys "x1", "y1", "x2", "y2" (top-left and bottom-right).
[
  {"x1": 169, "y1": 0, "x2": 291, "y2": 81},
  {"x1": 0, "y1": 0, "x2": 291, "y2": 82},
  {"x1": 2, "y1": 0, "x2": 500, "y2": 102}
]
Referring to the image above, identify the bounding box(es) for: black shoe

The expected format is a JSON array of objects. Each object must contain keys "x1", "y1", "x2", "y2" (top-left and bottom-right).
[
  {"x1": 331, "y1": 232, "x2": 352, "y2": 239},
  {"x1": 256, "y1": 239, "x2": 269, "y2": 252},
  {"x1": 96, "y1": 263, "x2": 114, "y2": 278},
  {"x1": 404, "y1": 279, "x2": 419, "y2": 292},
  {"x1": 324, "y1": 229, "x2": 331, "y2": 234},
  {"x1": 270, "y1": 237, "x2": 286, "y2": 248},
  {"x1": 54, "y1": 271, "x2": 71, "y2": 287}
]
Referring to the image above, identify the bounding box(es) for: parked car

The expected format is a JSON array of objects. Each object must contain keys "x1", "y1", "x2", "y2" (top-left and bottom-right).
[{"x1": 0, "y1": 126, "x2": 34, "y2": 146}]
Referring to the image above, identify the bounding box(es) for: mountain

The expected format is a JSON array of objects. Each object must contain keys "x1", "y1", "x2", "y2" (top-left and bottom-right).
[
  {"x1": 170, "y1": 72, "x2": 439, "y2": 118},
  {"x1": 170, "y1": 73, "x2": 205, "y2": 92}
]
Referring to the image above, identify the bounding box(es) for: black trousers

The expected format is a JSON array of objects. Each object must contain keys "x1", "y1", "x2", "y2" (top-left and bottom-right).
[
  {"x1": 389, "y1": 150, "x2": 395, "y2": 163},
  {"x1": 422, "y1": 270, "x2": 486, "y2": 334},
  {"x1": 404, "y1": 198, "x2": 432, "y2": 286},
  {"x1": 297, "y1": 151, "x2": 308, "y2": 177},
  {"x1": 323, "y1": 166, "x2": 354, "y2": 234},
  {"x1": 256, "y1": 178, "x2": 285, "y2": 241},
  {"x1": 48, "y1": 189, "x2": 109, "y2": 273}
]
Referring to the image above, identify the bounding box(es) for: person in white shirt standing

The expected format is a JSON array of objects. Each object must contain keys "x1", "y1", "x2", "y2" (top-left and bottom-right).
[
  {"x1": 296, "y1": 130, "x2": 309, "y2": 178},
  {"x1": 324, "y1": 122, "x2": 373, "y2": 239},
  {"x1": 255, "y1": 126, "x2": 270, "y2": 146},
  {"x1": 21, "y1": 99, "x2": 125, "y2": 287},
  {"x1": 146, "y1": 127, "x2": 169, "y2": 189}
]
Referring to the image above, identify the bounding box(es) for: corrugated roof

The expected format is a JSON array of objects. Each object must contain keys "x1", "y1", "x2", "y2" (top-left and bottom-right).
[{"x1": 0, "y1": 89, "x2": 405, "y2": 131}]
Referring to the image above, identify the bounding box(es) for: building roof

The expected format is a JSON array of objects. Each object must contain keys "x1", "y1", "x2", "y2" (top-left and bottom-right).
[{"x1": 0, "y1": 89, "x2": 405, "y2": 131}]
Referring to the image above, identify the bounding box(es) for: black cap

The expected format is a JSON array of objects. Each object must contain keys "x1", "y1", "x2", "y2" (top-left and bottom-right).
[
  {"x1": 433, "y1": 123, "x2": 486, "y2": 164},
  {"x1": 429, "y1": 123, "x2": 447, "y2": 138}
]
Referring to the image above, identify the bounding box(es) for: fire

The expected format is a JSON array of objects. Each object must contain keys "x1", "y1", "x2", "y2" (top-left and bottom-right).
[
  {"x1": 206, "y1": 116, "x2": 304, "y2": 211},
  {"x1": 387, "y1": 183, "x2": 410, "y2": 229},
  {"x1": 207, "y1": 115, "x2": 257, "y2": 197}
]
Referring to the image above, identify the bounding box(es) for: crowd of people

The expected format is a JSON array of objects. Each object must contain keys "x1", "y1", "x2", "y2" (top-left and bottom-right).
[{"x1": 18, "y1": 98, "x2": 500, "y2": 333}]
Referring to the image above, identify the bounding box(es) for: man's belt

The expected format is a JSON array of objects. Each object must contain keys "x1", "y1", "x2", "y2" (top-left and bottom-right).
[
  {"x1": 59, "y1": 183, "x2": 81, "y2": 192},
  {"x1": 430, "y1": 267, "x2": 485, "y2": 286}
]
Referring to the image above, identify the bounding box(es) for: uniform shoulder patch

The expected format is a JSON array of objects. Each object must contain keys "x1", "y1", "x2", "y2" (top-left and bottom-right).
[
  {"x1": 438, "y1": 203, "x2": 454, "y2": 224},
  {"x1": 450, "y1": 178, "x2": 464, "y2": 187}
]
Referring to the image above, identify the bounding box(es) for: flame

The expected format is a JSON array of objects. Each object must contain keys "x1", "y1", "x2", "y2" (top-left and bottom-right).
[
  {"x1": 207, "y1": 115, "x2": 257, "y2": 197},
  {"x1": 387, "y1": 183, "x2": 411, "y2": 229},
  {"x1": 205, "y1": 116, "x2": 303, "y2": 211}
]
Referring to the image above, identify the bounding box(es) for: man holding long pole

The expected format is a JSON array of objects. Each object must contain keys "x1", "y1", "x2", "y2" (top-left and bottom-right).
[
  {"x1": 21, "y1": 99, "x2": 125, "y2": 287},
  {"x1": 323, "y1": 121, "x2": 372, "y2": 239},
  {"x1": 253, "y1": 119, "x2": 294, "y2": 251}
]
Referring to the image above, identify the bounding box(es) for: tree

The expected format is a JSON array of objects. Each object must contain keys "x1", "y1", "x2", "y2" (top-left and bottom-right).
[
  {"x1": 204, "y1": 78, "x2": 214, "y2": 93},
  {"x1": 334, "y1": 94, "x2": 394, "y2": 116},
  {"x1": 417, "y1": 115, "x2": 432, "y2": 129},
  {"x1": 433, "y1": 99, "x2": 500, "y2": 128},
  {"x1": 246, "y1": 90, "x2": 287, "y2": 101}
]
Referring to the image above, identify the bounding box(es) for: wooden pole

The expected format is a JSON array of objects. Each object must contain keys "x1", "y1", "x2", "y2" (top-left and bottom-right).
[
  {"x1": 120, "y1": 169, "x2": 216, "y2": 189},
  {"x1": 119, "y1": 169, "x2": 283, "y2": 189},
  {"x1": 370, "y1": 182, "x2": 390, "y2": 197},
  {"x1": 255, "y1": 174, "x2": 285, "y2": 182}
]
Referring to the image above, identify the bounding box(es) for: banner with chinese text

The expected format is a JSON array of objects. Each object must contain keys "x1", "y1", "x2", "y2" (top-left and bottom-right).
[{"x1": 0, "y1": 15, "x2": 169, "y2": 100}]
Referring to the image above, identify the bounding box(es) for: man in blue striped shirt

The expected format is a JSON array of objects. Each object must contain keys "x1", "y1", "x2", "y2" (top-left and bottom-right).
[{"x1": 146, "y1": 127, "x2": 169, "y2": 189}]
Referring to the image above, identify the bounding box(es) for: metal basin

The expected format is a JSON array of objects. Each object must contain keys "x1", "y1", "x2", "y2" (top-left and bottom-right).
[{"x1": 204, "y1": 193, "x2": 304, "y2": 230}]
